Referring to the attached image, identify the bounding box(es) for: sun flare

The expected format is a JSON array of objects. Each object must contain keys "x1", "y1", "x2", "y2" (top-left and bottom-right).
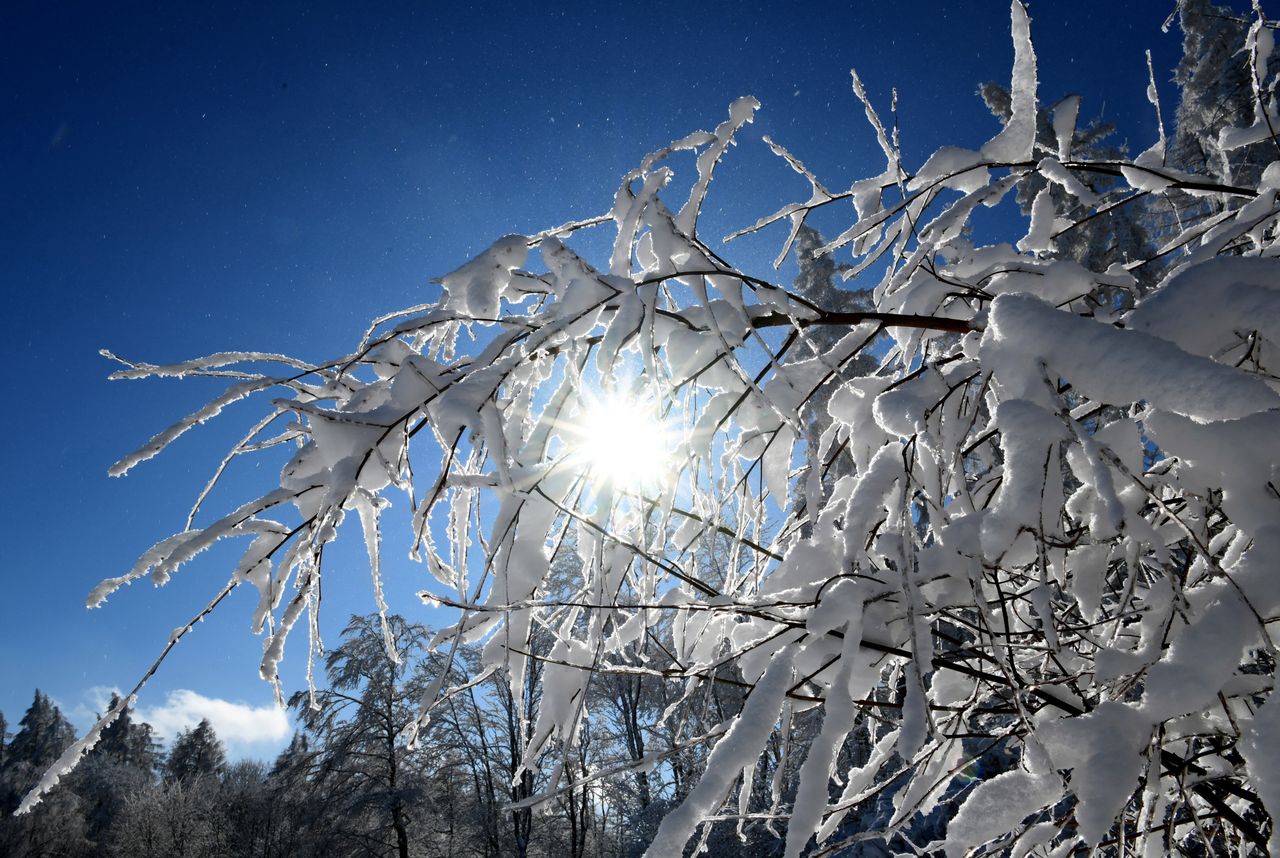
[{"x1": 574, "y1": 395, "x2": 673, "y2": 489}]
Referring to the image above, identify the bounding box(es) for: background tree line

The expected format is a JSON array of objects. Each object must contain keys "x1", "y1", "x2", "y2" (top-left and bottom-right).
[{"x1": 2, "y1": 609, "x2": 864, "y2": 858}]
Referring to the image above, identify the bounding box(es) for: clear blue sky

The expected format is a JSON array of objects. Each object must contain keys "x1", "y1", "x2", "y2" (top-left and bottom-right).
[{"x1": 1, "y1": 0, "x2": 1208, "y2": 757}]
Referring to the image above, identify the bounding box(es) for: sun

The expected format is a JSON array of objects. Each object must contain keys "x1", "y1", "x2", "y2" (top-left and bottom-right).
[{"x1": 573, "y1": 394, "x2": 674, "y2": 489}]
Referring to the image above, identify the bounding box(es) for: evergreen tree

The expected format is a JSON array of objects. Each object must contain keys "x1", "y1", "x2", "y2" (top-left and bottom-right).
[
  {"x1": 6, "y1": 690, "x2": 75, "y2": 773},
  {"x1": 0, "y1": 692, "x2": 88, "y2": 857},
  {"x1": 90, "y1": 693, "x2": 161, "y2": 773},
  {"x1": 978, "y1": 80, "x2": 1158, "y2": 295},
  {"x1": 163, "y1": 719, "x2": 227, "y2": 784},
  {"x1": 1170, "y1": 0, "x2": 1277, "y2": 186},
  {"x1": 789, "y1": 223, "x2": 879, "y2": 515}
]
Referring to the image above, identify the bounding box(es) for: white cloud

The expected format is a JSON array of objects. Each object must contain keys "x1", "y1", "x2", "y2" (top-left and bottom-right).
[
  {"x1": 135, "y1": 689, "x2": 291, "y2": 748},
  {"x1": 65, "y1": 685, "x2": 123, "y2": 728},
  {"x1": 66, "y1": 686, "x2": 293, "y2": 761}
]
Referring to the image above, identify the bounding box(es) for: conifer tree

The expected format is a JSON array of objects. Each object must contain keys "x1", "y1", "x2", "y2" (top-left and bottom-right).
[
  {"x1": 1, "y1": 692, "x2": 87, "y2": 856},
  {"x1": 163, "y1": 719, "x2": 227, "y2": 784},
  {"x1": 90, "y1": 694, "x2": 160, "y2": 774},
  {"x1": 76, "y1": 694, "x2": 160, "y2": 848},
  {"x1": 6, "y1": 692, "x2": 75, "y2": 775},
  {"x1": 1171, "y1": 0, "x2": 1278, "y2": 186}
]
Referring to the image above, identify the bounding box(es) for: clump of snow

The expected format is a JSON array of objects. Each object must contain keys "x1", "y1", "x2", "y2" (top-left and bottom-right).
[
  {"x1": 1038, "y1": 703, "x2": 1153, "y2": 846},
  {"x1": 1240, "y1": 695, "x2": 1280, "y2": 856},
  {"x1": 1129, "y1": 256, "x2": 1280, "y2": 359},
  {"x1": 436, "y1": 234, "x2": 529, "y2": 318},
  {"x1": 943, "y1": 767, "x2": 1061, "y2": 857},
  {"x1": 643, "y1": 650, "x2": 794, "y2": 858},
  {"x1": 981, "y1": 1, "x2": 1038, "y2": 162},
  {"x1": 981, "y1": 291, "x2": 1280, "y2": 420}
]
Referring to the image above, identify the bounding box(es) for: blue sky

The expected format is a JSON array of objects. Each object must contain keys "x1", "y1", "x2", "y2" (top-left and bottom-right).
[{"x1": 1, "y1": 1, "x2": 1208, "y2": 759}]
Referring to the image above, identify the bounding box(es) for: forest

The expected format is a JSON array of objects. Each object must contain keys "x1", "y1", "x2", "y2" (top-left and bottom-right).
[
  {"x1": 2, "y1": 614, "x2": 704, "y2": 858},
  {"x1": 14, "y1": 0, "x2": 1280, "y2": 855}
]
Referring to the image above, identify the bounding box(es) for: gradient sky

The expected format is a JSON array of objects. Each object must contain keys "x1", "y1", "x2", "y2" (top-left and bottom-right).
[{"x1": 2, "y1": 0, "x2": 1209, "y2": 758}]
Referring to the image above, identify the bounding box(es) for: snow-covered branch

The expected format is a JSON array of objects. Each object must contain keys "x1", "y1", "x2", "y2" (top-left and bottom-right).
[{"x1": 26, "y1": 3, "x2": 1280, "y2": 855}]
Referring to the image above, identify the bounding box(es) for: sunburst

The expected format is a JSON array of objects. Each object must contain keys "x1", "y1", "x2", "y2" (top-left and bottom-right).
[{"x1": 572, "y1": 393, "x2": 674, "y2": 490}]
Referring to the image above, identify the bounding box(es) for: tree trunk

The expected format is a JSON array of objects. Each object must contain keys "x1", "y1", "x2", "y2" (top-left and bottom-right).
[{"x1": 391, "y1": 805, "x2": 410, "y2": 858}]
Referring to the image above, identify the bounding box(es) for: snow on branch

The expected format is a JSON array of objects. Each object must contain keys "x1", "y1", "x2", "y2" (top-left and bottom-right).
[{"x1": 24, "y1": 3, "x2": 1280, "y2": 855}]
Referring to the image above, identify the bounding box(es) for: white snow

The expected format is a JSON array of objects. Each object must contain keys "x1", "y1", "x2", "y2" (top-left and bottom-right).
[
  {"x1": 643, "y1": 649, "x2": 795, "y2": 858},
  {"x1": 980, "y1": 1, "x2": 1038, "y2": 163}
]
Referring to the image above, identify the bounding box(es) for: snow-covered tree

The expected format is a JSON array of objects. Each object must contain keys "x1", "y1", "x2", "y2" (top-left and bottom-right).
[
  {"x1": 23, "y1": 2, "x2": 1280, "y2": 855},
  {"x1": 109, "y1": 778, "x2": 220, "y2": 858},
  {"x1": 77, "y1": 694, "x2": 160, "y2": 849},
  {"x1": 290, "y1": 614, "x2": 454, "y2": 858},
  {"x1": 1172, "y1": 0, "x2": 1280, "y2": 188}
]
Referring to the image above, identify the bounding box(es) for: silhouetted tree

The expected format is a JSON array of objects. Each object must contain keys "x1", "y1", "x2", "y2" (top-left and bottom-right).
[
  {"x1": 164, "y1": 719, "x2": 227, "y2": 784},
  {"x1": 290, "y1": 614, "x2": 456, "y2": 858},
  {"x1": 0, "y1": 691, "x2": 88, "y2": 857}
]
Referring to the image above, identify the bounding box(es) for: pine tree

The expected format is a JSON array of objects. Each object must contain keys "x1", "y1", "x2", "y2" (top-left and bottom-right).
[
  {"x1": 978, "y1": 81, "x2": 1158, "y2": 295},
  {"x1": 163, "y1": 719, "x2": 227, "y2": 784},
  {"x1": 5, "y1": 691, "x2": 75, "y2": 779},
  {"x1": 90, "y1": 694, "x2": 160, "y2": 774},
  {"x1": 790, "y1": 223, "x2": 878, "y2": 513},
  {"x1": 0, "y1": 692, "x2": 88, "y2": 856}
]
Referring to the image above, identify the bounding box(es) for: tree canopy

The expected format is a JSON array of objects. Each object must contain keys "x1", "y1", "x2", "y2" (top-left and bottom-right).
[{"x1": 22, "y1": 2, "x2": 1280, "y2": 855}]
